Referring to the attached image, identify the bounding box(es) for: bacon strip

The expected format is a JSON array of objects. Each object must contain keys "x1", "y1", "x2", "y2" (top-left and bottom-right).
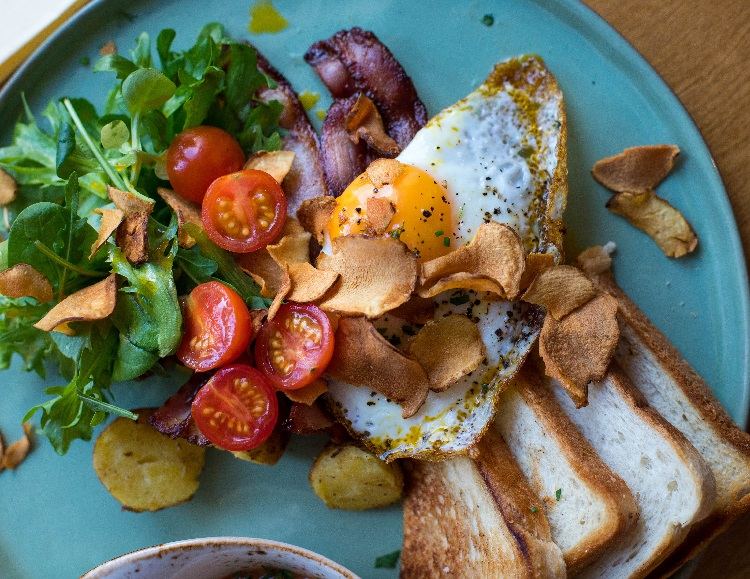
[
  {"x1": 321, "y1": 96, "x2": 368, "y2": 196},
  {"x1": 254, "y1": 50, "x2": 329, "y2": 214},
  {"x1": 305, "y1": 27, "x2": 428, "y2": 149},
  {"x1": 149, "y1": 377, "x2": 211, "y2": 447}
]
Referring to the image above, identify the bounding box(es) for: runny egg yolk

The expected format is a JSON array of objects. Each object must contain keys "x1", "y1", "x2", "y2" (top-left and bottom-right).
[{"x1": 327, "y1": 164, "x2": 455, "y2": 260}]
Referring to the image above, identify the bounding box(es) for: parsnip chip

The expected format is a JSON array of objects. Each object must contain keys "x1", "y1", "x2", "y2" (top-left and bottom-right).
[
  {"x1": 267, "y1": 229, "x2": 312, "y2": 265},
  {"x1": 34, "y1": 274, "x2": 117, "y2": 332},
  {"x1": 607, "y1": 191, "x2": 697, "y2": 258},
  {"x1": 389, "y1": 295, "x2": 435, "y2": 325},
  {"x1": 317, "y1": 236, "x2": 418, "y2": 318},
  {"x1": 238, "y1": 252, "x2": 283, "y2": 298},
  {"x1": 345, "y1": 94, "x2": 400, "y2": 157},
  {"x1": 284, "y1": 378, "x2": 328, "y2": 405},
  {"x1": 268, "y1": 264, "x2": 291, "y2": 321},
  {"x1": 519, "y1": 252, "x2": 555, "y2": 290},
  {"x1": 243, "y1": 150, "x2": 296, "y2": 184},
  {"x1": 366, "y1": 197, "x2": 395, "y2": 234},
  {"x1": 90, "y1": 208, "x2": 124, "y2": 258},
  {"x1": 108, "y1": 186, "x2": 155, "y2": 264},
  {"x1": 327, "y1": 317, "x2": 429, "y2": 418},
  {"x1": 577, "y1": 243, "x2": 616, "y2": 276},
  {"x1": 419, "y1": 221, "x2": 525, "y2": 300},
  {"x1": 1, "y1": 422, "x2": 33, "y2": 470},
  {"x1": 157, "y1": 187, "x2": 201, "y2": 248},
  {"x1": 0, "y1": 167, "x2": 17, "y2": 205},
  {"x1": 287, "y1": 262, "x2": 339, "y2": 303},
  {"x1": 249, "y1": 309, "x2": 268, "y2": 335},
  {"x1": 298, "y1": 196, "x2": 336, "y2": 244},
  {"x1": 521, "y1": 265, "x2": 598, "y2": 320},
  {"x1": 0, "y1": 264, "x2": 53, "y2": 302},
  {"x1": 539, "y1": 292, "x2": 619, "y2": 407},
  {"x1": 366, "y1": 158, "x2": 403, "y2": 189},
  {"x1": 407, "y1": 314, "x2": 485, "y2": 392},
  {"x1": 592, "y1": 145, "x2": 679, "y2": 193}
]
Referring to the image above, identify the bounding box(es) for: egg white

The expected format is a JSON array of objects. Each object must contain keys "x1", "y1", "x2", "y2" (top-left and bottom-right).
[{"x1": 325, "y1": 55, "x2": 566, "y2": 460}]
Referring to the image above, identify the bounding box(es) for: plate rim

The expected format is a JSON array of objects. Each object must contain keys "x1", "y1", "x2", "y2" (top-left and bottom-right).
[{"x1": 0, "y1": 3, "x2": 746, "y2": 413}]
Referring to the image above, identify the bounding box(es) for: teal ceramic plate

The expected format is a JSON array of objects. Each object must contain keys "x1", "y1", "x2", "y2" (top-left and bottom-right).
[{"x1": 0, "y1": 1, "x2": 747, "y2": 577}]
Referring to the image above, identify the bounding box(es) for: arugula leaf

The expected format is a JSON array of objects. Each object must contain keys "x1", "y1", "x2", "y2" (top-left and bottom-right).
[
  {"x1": 184, "y1": 223, "x2": 270, "y2": 309},
  {"x1": 0, "y1": 296, "x2": 51, "y2": 375},
  {"x1": 374, "y1": 550, "x2": 401, "y2": 569},
  {"x1": 110, "y1": 219, "x2": 182, "y2": 378}
]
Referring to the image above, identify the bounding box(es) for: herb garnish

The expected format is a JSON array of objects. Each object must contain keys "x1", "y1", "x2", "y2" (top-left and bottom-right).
[
  {"x1": 555, "y1": 488, "x2": 562, "y2": 501},
  {"x1": 481, "y1": 14, "x2": 495, "y2": 27},
  {"x1": 374, "y1": 549, "x2": 401, "y2": 569}
]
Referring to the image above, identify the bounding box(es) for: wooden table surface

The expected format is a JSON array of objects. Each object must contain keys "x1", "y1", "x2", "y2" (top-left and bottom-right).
[
  {"x1": 1, "y1": 0, "x2": 748, "y2": 576},
  {"x1": 585, "y1": 2, "x2": 750, "y2": 575}
]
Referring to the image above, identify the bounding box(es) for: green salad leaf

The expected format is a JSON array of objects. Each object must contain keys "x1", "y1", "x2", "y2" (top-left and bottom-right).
[{"x1": 0, "y1": 23, "x2": 283, "y2": 454}]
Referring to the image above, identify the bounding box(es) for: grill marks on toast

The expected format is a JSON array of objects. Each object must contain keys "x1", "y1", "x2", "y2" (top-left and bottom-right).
[
  {"x1": 551, "y1": 369, "x2": 715, "y2": 578},
  {"x1": 495, "y1": 371, "x2": 638, "y2": 573},
  {"x1": 402, "y1": 436, "x2": 565, "y2": 578},
  {"x1": 591, "y1": 272, "x2": 750, "y2": 575}
]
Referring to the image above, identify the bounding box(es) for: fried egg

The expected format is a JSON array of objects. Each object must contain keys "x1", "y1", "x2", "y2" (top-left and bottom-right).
[{"x1": 324, "y1": 55, "x2": 567, "y2": 460}]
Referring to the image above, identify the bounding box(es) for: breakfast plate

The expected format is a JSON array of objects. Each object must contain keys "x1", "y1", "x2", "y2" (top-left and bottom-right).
[{"x1": 0, "y1": 0, "x2": 747, "y2": 577}]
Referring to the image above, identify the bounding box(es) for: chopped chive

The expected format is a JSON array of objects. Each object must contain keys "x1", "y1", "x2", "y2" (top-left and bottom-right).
[
  {"x1": 555, "y1": 488, "x2": 562, "y2": 501},
  {"x1": 481, "y1": 14, "x2": 495, "y2": 27},
  {"x1": 443, "y1": 236, "x2": 451, "y2": 247},
  {"x1": 434, "y1": 229, "x2": 444, "y2": 237},
  {"x1": 530, "y1": 505, "x2": 539, "y2": 513}
]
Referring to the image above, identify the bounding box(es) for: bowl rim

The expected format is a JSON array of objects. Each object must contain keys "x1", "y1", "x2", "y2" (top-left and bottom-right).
[{"x1": 80, "y1": 536, "x2": 359, "y2": 579}]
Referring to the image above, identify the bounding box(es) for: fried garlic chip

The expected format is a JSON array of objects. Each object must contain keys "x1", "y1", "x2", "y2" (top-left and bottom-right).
[
  {"x1": 268, "y1": 264, "x2": 292, "y2": 321},
  {"x1": 108, "y1": 186, "x2": 155, "y2": 264},
  {"x1": 419, "y1": 221, "x2": 525, "y2": 300},
  {"x1": 317, "y1": 236, "x2": 417, "y2": 318},
  {"x1": 157, "y1": 187, "x2": 201, "y2": 248},
  {"x1": 407, "y1": 314, "x2": 485, "y2": 392},
  {"x1": 244, "y1": 150, "x2": 296, "y2": 184},
  {"x1": 0, "y1": 167, "x2": 17, "y2": 205},
  {"x1": 1, "y1": 422, "x2": 33, "y2": 470},
  {"x1": 287, "y1": 262, "x2": 339, "y2": 303},
  {"x1": 592, "y1": 145, "x2": 679, "y2": 193},
  {"x1": 0, "y1": 264, "x2": 53, "y2": 302},
  {"x1": 90, "y1": 208, "x2": 125, "y2": 258},
  {"x1": 297, "y1": 196, "x2": 336, "y2": 244},
  {"x1": 366, "y1": 197, "x2": 395, "y2": 234},
  {"x1": 390, "y1": 295, "x2": 435, "y2": 325},
  {"x1": 34, "y1": 274, "x2": 117, "y2": 332},
  {"x1": 327, "y1": 317, "x2": 429, "y2": 418},
  {"x1": 577, "y1": 243, "x2": 616, "y2": 276},
  {"x1": 539, "y1": 292, "x2": 619, "y2": 407},
  {"x1": 366, "y1": 158, "x2": 403, "y2": 189},
  {"x1": 284, "y1": 378, "x2": 328, "y2": 406},
  {"x1": 522, "y1": 265, "x2": 598, "y2": 320},
  {"x1": 607, "y1": 191, "x2": 697, "y2": 258},
  {"x1": 519, "y1": 252, "x2": 555, "y2": 290},
  {"x1": 345, "y1": 94, "x2": 400, "y2": 157}
]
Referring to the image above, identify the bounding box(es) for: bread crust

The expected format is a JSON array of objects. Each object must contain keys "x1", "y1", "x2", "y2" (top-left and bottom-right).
[
  {"x1": 605, "y1": 368, "x2": 717, "y2": 577},
  {"x1": 513, "y1": 370, "x2": 639, "y2": 573},
  {"x1": 401, "y1": 435, "x2": 565, "y2": 578},
  {"x1": 592, "y1": 272, "x2": 750, "y2": 575}
]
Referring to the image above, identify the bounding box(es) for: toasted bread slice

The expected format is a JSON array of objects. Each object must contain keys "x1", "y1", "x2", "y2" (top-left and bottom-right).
[
  {"x1": 402, "y1": 430, "x2": 566, "y2": 578},
  {"x1": 549, "y1": 368, "x2": 715, "y2": 578},
  {"x1": 591, "y1": 272, "x2": 750, "y2": 575},
  {"x1": 494, "y1": 369, "x2": 638, "y2": 573}
]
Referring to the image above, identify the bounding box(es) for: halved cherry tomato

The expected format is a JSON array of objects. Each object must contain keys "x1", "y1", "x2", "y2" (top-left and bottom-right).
[
  {"x1": 255, "y1": 303, "x2": 334, "y2": 391},
  {"x1": 191, "y1": 364, "x2": 278, "y2": 451},
  {"x1": 202, "y1": 169, "x2": 287, "y2": 253},
  {"x1": 166, "y1": 126, "x2": 245, "y2": 204},
  {"x1": 177, "y1": 281, "x2": 252, "y2": 372}
]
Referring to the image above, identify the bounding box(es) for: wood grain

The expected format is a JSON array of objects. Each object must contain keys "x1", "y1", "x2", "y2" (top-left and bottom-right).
[
  {"x1": 585, "y1": 0, "x2": 750, "y2": 265},
  {"x1": 583, "y1": 3, "x2": 750, "y2": 574}
]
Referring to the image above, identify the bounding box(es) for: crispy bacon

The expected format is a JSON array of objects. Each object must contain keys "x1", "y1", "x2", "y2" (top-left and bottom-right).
[
  {"x1": 305, "y1": 27, "x2": 428, "y2": 149},
  {"x1": 254, "y1": 50, "x2": 329, "y2": 214},
  {"x1": 320, "y1": 96, "x2": 368, "y2": 196},
  {"x1": 149, "y1": 376, "x2": 211, "y2": 447},
  {"x1": 283, "y1": 401, "x2": 334, "y2": 435}
]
